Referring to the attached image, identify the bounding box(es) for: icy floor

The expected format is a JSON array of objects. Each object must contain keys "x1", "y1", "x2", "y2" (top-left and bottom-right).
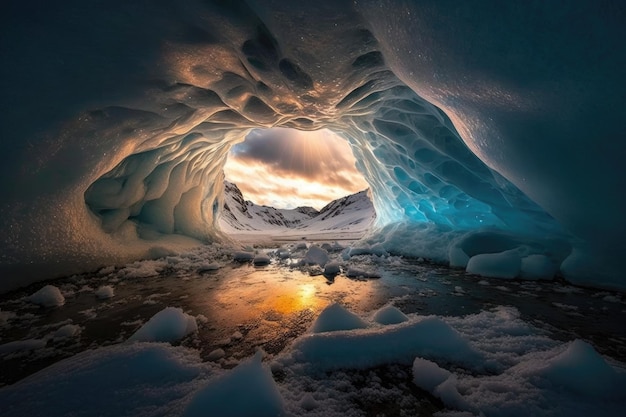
[{"x1": 1, "y1": 242, "x2": 625, "y2": 416}]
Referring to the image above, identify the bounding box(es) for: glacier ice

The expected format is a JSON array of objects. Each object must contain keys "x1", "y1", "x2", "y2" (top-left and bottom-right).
[{"x1": 0, "y1": 0, "x2": 625, "y2": 291}]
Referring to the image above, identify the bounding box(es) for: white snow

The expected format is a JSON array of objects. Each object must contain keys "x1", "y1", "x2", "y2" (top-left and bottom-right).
[
  {"x1": 412, "y1": 357, "x2": 452, "y2": 392},
  {"x1": 466, "y1": 250, "x2": 521, "y2": 279},
  {"x1": 1, "y1": 303, "x2": 625, "y2": 417},
  {"x1": 220, "y1": 182, "x2": 376, "y2": 239},
  {"x1": 309, "y1": 303, "x2": 368, "y2": 333},
  {"x1": 128, "y1": 307, "x2": 198, "y2": 343},
  {"x1": 28, "y1": 285, "x2": 65, "y2": 307},
  {"x1": 372, "y1": 305, "x2": 409, "y2": 325},
  {"x1": 0, "y1": 343, "x2": 206, "y2": 417},
  {"x1": 289, "y1": 315, "x2": 481, "y2": 370},
  {"x1": 183, "y1": 351, "x2": 285, "y2": 417}
]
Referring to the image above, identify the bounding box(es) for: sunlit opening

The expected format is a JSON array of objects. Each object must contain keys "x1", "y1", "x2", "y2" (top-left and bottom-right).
[{"x1": 223, "y1": 128, "x2": 369, "y2": 210}]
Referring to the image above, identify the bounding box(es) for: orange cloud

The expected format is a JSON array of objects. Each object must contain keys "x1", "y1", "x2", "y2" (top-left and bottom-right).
[{"x1": 224, "y1": 128, "x2": 369, "y2": 209}]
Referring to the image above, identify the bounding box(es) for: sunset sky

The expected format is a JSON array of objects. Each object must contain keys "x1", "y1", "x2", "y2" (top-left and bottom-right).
[{"x1": 224, "y1": 128, "x2": 369, "y2": 210}]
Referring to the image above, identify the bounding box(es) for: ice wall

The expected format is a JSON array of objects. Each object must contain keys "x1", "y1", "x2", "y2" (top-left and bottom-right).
[{"x1": 1, "y1": 0, "x2": 624, "y2": 291}]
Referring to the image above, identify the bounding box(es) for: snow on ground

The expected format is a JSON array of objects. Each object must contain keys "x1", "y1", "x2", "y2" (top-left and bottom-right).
[
  {"x1": 1, "y1": 302, "x2": 624, "y2": 417},
  {"x1": 2, "y1": 231, "x2": 626, "y2": 416}
]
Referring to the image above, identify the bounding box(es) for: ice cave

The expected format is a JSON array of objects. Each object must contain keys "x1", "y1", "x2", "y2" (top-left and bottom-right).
[
  {"x1": 1, "y1": 1, "x2": 626, "y2": 416},
  {"x1": 2, "y1": 0, "x2": 624, "y2": 292},
  {"x1": 0, "y1": 1, "x2": 626, "y2": 290}
]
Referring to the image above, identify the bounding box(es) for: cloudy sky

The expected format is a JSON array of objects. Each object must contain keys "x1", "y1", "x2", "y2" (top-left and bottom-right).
[{"x1": 224, "y1": 128, "x2": 369, "y2": 209}]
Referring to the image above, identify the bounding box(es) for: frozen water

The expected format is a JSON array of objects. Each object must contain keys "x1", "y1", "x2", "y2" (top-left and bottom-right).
[
  {"x1": 533, "y1": 339, "x2": 623, "y2": 398},
  {"x1": 0, "y1": 343, "x2": 206, "y2": 417},
  {"x1": 52, "y1": 324, "x2": 81, "y2": 340},
  {"x1": 466, "y1": 250, "x2": 521, "y2": 279},
  {"x1": 303, "y1": 246, "x2": 329, "y2": 267},
  {"x1": 412, "y1": 357, "x2": 452, "y2": 392},
  {"x1": 183, "y1": 351, "x2": 285, "y2": 417},
  {"x1": 28, "y1": 285, "x2": 65, "y2": 307},
  {"x1": 128, "y1": 307, "x2": 197, "y2": 343},
  {"x1": 310, "y1": 303, "x2": 368, "y2": 333},
  {"x1": 372, "y1": 305, "x2": 409, "y2": 325},
  {"x1": 0, "y1": 256, "x2": 625, "y2": 416},
  {"x1": 95, "y1": 285, "x2": 115, "y2": 299},
  {"x1": 253, "y1": 253, "x2": 271, "y2": 266},
  {"x1": 0, "y1": 1, "x2": 624, "y2": 291}
]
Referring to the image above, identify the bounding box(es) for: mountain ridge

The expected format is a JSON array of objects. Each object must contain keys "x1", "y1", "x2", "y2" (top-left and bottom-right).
[{"x1": 219, "y1": 181, "x2": 375, "y2": 234}]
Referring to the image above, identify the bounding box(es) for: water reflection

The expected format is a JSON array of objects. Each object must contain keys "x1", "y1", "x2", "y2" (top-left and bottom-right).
[
  {"x1": 2, "y1": 258, "x2": 625, "y2": 385},
  {"x1": 194, "y1": 266, "x2": 386, "y2": 325}
]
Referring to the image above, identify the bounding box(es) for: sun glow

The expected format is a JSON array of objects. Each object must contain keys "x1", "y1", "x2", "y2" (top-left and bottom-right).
[{"x1": 224, "y1": 128, "x2": 369, "y2": 210}]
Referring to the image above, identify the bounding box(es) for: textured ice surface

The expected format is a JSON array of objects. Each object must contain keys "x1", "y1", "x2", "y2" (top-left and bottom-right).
[
  {"x1": 1, "y1": 1, "x2": 624, "y2": 290},
  {"x1": 128, "y1": 307, "x2": 198, "y2": 343},
  {"x1": 183, "y1": 352, "x2": 285, "y2": 417},
  {"x1": 1, "y1": 300, "x2": 625, "y2": 417}
]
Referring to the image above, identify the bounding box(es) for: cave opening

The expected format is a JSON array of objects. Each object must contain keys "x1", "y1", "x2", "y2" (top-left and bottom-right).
[
  {"x1": 223, "y1": 127, "x2": 370, "y2": 211},
  {"x1": 220, "y1": 126, "x2": 375, "y2": 241}
]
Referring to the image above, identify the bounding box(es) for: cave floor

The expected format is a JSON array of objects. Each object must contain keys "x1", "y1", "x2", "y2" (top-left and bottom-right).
[{"x1": 1, "y1": 247, "x2": 625, "y2": 389}]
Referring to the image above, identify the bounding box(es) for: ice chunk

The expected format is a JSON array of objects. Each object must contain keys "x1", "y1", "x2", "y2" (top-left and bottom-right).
[
  {"x1": 95, "y1": 285, "x2": 115, "y2": 299},
  {"x1": 299, "y1": 393, "x2": 318, "y2": 411},
  {"x1": 372, "y1": 305, "x2": 409, "y2": 325},
  {"x1": 466, "y1": 250, "x2": 521, "y2": 279},
  {"x1": 183, "y1": 351, "x2": 285, "y2": 417},
  {"x1": 28, "y1": 285, "x2": 65, "y2": 307},
  {"x1": 233, "y1": 251, "x2": 254, "y2": 262},
  {"x1": 0, "y1": 343, "x2": 204, "y2": 417},
  {"x1": 520, "y1": 255, "x2": 557, "y2": 280},
  {"x1": 323, "y1": 261, "x2": 341, "y2": 276},
  {"x1": 304, "y1": 246, "x2": 329, "y2": 267},
  {"x1": 535, "y1": 339, "x2": 621, "y2": 398},
  {"x1": 291, "y1": 315, "x2": 481, "y2": 370},
  {"x1": 345, "y1": 267, "x2": 380, "y2": 278},
  {"x1": 253, "y1": 253, "x2": 271, "y2": 266},
  {"x1": 310, "y1": 303, "x2": 368, "y2": 333},
  {"x1": 128, "y1": 307, "x2": 197, "y2": 343},
  {"x1": 412, "y1": 357, "x2": 451, "y2": 392}
]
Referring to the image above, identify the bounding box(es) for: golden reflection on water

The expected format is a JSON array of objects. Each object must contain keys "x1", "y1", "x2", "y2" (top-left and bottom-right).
[{"x1": 196, "y1": 266, "x2": 384, "y2": 325}]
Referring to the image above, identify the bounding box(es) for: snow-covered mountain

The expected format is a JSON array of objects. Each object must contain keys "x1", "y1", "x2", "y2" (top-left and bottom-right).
[{"x1": 219, "y1": 181, "x2": 375, "y2": 234}]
